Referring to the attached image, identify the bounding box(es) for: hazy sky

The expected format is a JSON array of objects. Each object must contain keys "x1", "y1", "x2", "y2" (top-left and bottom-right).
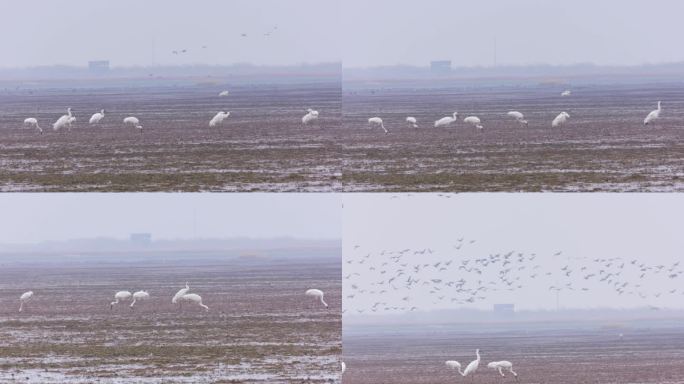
[
  {"x1": 343, "y1": 194, "x2": 684, "y2": 311},
  {"x1": 0, "y1": 194, "x2": 341, "y2": 243},
  {"x1": 0, "y1": 0, "x2": 340, "y2": 68},
  {"x1": 343, "y1": 0, "x2": 684, "y2": 68}
]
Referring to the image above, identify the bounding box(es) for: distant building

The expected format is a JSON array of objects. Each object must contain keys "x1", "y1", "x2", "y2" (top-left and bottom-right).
[
  {"x1": 88, "y1": 60, "x2": 110, "y2": 74},
  {"x1": 493, "y1": 304, "x2": 515, "y2": 316},
  {"x1": 430, "y1": 60, "x2": 452, "y2": 74},
  {"x1": 130, "y1": 233, "x2": 152, "y2": 246}
]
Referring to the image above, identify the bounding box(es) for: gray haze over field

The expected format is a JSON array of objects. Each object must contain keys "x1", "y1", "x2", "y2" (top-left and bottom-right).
[
  {"x1": 342, "y1": 0, "x2": 684, "y2": 68},
  {"x1": 0, "y1": 0, "x2": 340, "y2": 68},
  {"x1": 343, "y1": 194, "x2": 684, "y2": 311},
  {"x1": 0, "y1": 194, "x2": 341, "y2": 243}
]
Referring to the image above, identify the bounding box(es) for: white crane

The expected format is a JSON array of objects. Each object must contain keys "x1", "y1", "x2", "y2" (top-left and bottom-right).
[
  {"x1": 445, "y1": 360, "x2": 464, "y2": 375},
  {"x1": 302, "y1": 109, "x2": 319, "y2": 125},
  {"x1": 341, "y1": 361, "x2": 346, "y2": 374},
  {"x1": 130, "y1": 290, "x2": 150, "y2": 308},
  {"x1": 19, "y1": 291, "x2": 34, "y2": 312},
  {"x1": 23, "y1": 118, "x2": 43, "y2": 134},
  {"x1": 487, "y1": 361, "x2": 518, "y2": 379},
  {"x1": 178, "y1": 293, "x2": 209, "y2": 311},
  {"x1": 123, "y1": 116, "x2": 143, "y2": 133},
  {"x1": 89, "y1": 109, "x2": 105, "y2": 125},
  {"x1": 406, "y1": 116, "x2": 418, "y2": 128},
  {"x1": 561, "y1": 90, "x2": 572, "y2": 96},
  {"x1": 643, "y1": 101, "x2": 662, "y2": 126},
  {"x1": 209, "y1": 111, "x2": 231, "y2": 127},
  {"x1": 110, "y1": 290, "x2": 132, "y2": 309},
  {"x1": 506, "y1": 111, "x2": 528, "y2": 127},
  {"x1": 463, "y1": 116, "x2": 483, "y2": 130},
  {"x1": 368, "y1": 117, "x2": 388, "y2": 134},
  {"x1": 218, "y1": 90, "x2": 230, "y2": 97},
  {"x1": 434, "y1": 112, "x2": 458, "y2": 128},
  {"x1": 53, "y1": 107, "x2": 73, "y2": 132},
  {"x1": 305, "y1": 288, "x2": 328, "y2": 308},
  {"x1": 552, "y1": 112, "x2": 570, "y2": 128},
  {"x1": 172, "y1": 282, "x2": 191, "y2": 308},
  {"x1": 462, "y1": 349, "x2": 481, "y2": 378}
]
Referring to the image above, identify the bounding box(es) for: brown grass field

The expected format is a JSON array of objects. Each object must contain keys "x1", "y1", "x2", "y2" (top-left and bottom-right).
[
  {"x1": 342, "y1": 83, "x2": 684, "y2": 191},
  {"x1": 343, "y1": 321, "x2": 684, "y2": 384},
  {"x1": 0, "y1": 81, "x2": 342, "y2": 192},
  {"x1": 0, "y1": 253, "x2": 341, "y2": 383}
]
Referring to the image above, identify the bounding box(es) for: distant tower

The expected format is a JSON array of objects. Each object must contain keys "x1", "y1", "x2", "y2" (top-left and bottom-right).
[
  {"x1": 430, "y1": 60, "x2": 452, "y2": 74},
  {"x1": 493, "y1": 303, "x2": 515, "y2": 317},
  {"x1": 88, "y1": 60, "x2": 110, "y2": 75},
  {"x1": 129, "y1": 233, "x2": 152, "y2": 246}
]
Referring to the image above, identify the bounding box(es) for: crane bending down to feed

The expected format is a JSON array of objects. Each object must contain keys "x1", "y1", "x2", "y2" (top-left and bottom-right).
[
  {"x1": 53, "y1": 107, "x2": 73, "y2": 132},
  {"x1": 110, "y1": 291, "x2": 132, "y2": 309},
  {"x1": 305, "y1": 288, "x2": 328, "y2": 308},
  {"x1": 123, "y1": 116, "x2": 143, "y2": 133},
  {"x1": 209, "y1": 111, "x2": 230, "y2": 127},
  {"x1": 445, "y1": 360, "x2": 464, "y2": 375},
  {"x1": 89, "y1": 109, "x2": 105, "y2": 125},
  {"x1": 130, "y1": 290, "x2": 150, "y2": 308},
  {"x1": 434, "y1": 112, "x2": 458, "y2": 128},
  {"x1": 406, "y1": 116, "x2": 418, "y2": 128},
  {"x1": 464, "y1": 116, "x2": 483, "y2": 130},
  {"x1": 302, "y1": 109, "x2": 319, "y2": 125},
  {"x1": 172, "y1": 282, "x2": 191, "y2": 308},
  {"x1": 178, "y1": 293, "x2": 209, "y2": 311},
  {"x1": 23, "y1": 118, "x2": 43, "y2": 134},
  {"x1": 644, "y1": 101, "x2": 662, "y2": 126},
  {"x1": 487, "y1": 361, "x2": 518, "y2": 380},
  {"x1": 368, "y1": 117, "x2": 388, "y2": 134},
  {"x1": 507, "y1": 111, "x2": 528, "y2": 127},
  {"x1": 552, "y1": 112, "x2": 570, "y2": 128},
  {"x1": 19, "y1": 291, "x2": 34, "y2": 312}
]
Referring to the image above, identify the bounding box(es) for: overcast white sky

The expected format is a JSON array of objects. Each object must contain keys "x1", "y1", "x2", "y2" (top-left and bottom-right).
[
  {"x1": 342, "y1": 0, "x2": 684, "y2": 68},
  {"x1": 0, "y1": 0, "x2": 340, "y2": 68},
  {"x1": 343, "y1": 194, "x2": 684, "y2": 310},
  {"x1": 0, "y1": 194, "x2": 341, "y2": 243}
]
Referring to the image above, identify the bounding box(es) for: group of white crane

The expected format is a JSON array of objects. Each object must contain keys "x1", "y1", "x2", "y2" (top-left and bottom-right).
[
  {"x1": 23, "y1": 108, "x2": 144, "y2": 134},
  {"x1": 21, "y1": 107, "x2": 322, "y2": 134},
  {"x1": 16, "y1": 285, "x2": 329, "y2": 313},
  {"x1": 366, "y1": 99, "x2": 663, "y2": 134},
  {"x1": 445, "y1": 349, "x2": 518, "y2": 381},
  {"x1": 340, "y1": 349, "x2": 518, "y2": 380}
]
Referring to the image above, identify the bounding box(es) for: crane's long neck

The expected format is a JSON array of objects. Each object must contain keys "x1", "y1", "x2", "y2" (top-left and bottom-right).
[
  {"x1": 320, "y1": 296, "x2": 328, "y2": 307},
  {"x1": 67, "y1": 108, "x2": 72, "y2": 117},
  {"x1": 657, "y1": 101, "x2": 661, "y2": 111},
  {"x1": 453, "y1": 112, "x2": 458, "y2": 119},
  {"x1": 458, "y1": 367, "x2": 465, "y2": 376},
  {"x1": 476, "y1": 350, "x2": 480, "y2": 361}
]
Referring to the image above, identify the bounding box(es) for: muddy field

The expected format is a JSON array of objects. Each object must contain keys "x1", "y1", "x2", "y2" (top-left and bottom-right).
[
  {"x1": 343, "y1": 321, "x2": 684, "y2": 384},
  {"x1": 342, "y1": 82, "x2": 684, "y2": 191},
  {"x1": 0, "y1": 255, "x2": 341, "y2": 383},
  {"x1": 0, "y1": 81, "x2": 341, "y2": 191}
]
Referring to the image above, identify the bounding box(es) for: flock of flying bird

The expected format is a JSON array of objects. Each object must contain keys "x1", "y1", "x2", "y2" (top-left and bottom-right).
[
  {"x1": 15, "y1": 284, "x2": 329, "y2": 313},
  {"x1": 366, "y1": 90, "x2": 663, "y2": 134},
  {"x1": 341, "y1": 239, "x2": 682, "y2": 379},
  {"x1": 344, "y1": 240, "x2": 683, "y2": 315}
]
